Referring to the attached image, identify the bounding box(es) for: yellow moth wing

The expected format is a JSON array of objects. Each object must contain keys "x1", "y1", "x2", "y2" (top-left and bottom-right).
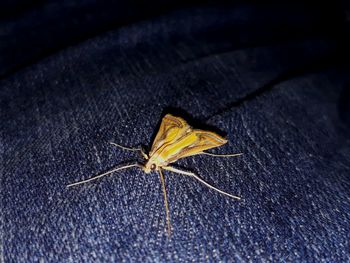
[
  {"x1": 162, "y1": 129, "x2": 228, "y2": 163},
  {"x1": 149, "y1": 114, "x2": 190, "y2": 156}
]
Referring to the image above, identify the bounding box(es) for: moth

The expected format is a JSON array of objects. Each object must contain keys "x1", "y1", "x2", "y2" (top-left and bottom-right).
[{"x1": 67, "y1": 114, "x2": 242, "y2": 235}]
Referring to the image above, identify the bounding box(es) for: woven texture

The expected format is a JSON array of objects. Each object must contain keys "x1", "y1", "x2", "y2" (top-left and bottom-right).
[{"x1": 1, "y1": 1, "x2": 350, "y2": 262}]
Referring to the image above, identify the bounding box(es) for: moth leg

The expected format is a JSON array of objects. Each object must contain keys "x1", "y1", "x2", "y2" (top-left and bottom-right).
[
  {"x1": 140, "y1": 148, "x2": 149, "y2": 160},
  {"x1": 67, "y1": 163, "x2": 141, "y2": 187},
  {"x1": 201, "y1": 152, "x2": 243, "y2": 158},
  {"x1": 110, "y1": 142, "x2": 149, "y2": 160},
  {"x1": 110, "y1": 142, "x2": 140, "y2": 151},
  {"x1": 163, "y1": 166, "x2": 241, "y2": 200},
  {"x1": 158, "y1": 169, "x2": 171, "y2": 236}
]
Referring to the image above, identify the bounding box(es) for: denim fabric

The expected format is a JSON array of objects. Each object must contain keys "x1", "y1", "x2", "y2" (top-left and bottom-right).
[{"x1": 1, "y1": 1, "x2": 350, "y2": 262}]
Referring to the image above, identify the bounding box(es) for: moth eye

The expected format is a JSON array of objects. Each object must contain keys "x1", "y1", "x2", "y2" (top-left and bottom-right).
[{"x1": 150, "y1": 164, "x2": 156, "y2": 170}]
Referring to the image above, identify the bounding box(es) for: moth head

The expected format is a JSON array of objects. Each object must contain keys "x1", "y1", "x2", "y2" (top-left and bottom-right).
[
  {"x1": 144, "y1": 153, "x2": 167, "y2": 173},
  {"x1": 143, "y1": 161, "x2": 158, "y2": 173}
]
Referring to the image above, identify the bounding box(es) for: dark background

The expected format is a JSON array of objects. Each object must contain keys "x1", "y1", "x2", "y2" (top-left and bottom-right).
[{"x1": 1, "y1": 1, "x2": 350, "y2": 262}]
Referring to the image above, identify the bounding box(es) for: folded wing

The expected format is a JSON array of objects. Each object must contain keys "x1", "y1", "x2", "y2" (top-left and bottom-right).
[
  {"x1": 163, "y1": 129, "x2": 228, "y2": 164},
  {"x1": 149, "y1": 114, "x2": 191, "y2": 157}
]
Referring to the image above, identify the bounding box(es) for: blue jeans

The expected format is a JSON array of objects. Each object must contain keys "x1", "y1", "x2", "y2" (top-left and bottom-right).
[{"x1": 1, "y1": 1, "x2": 350, "y2": 262}]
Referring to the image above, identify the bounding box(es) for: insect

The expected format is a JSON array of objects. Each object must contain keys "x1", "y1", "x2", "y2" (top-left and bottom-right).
[{"x1": 67, "y1": 114, "x2": 242, "y2": 235}]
